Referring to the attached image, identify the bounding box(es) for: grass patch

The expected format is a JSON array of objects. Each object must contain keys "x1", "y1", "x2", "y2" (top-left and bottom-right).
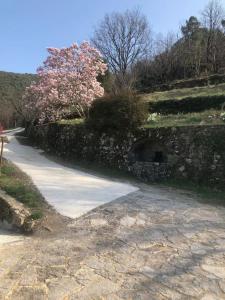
[
  {"x1": 162, "y1": 178, "x2": 225, "y2": 207},
  {"x1": 142, "y1": 83, "x2": 225, "y2": 102},
  {"x1": 58, "y1": 118, "x2": 84, "y2": 125},
  {"x1": 144, "y1": 110, "x2": 225, "y2": 128},
  {"x1": 0, "y1": 160, "x2": 44, "y2": 219}
]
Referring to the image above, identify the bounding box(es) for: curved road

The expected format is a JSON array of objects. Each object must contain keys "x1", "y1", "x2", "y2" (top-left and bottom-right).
[{"x1": 3, "y1": 128, "x2": 138, "y2": 218}]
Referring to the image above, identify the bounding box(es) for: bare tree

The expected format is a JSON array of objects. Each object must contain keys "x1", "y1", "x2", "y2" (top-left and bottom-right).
[
  {"x1": 153, "y1": 32, "x2": 179, "y2": 81},
  {"x1": 92, "y1": 9, "x2": 152, "y2": 89},
  {"x1": 202, "y1": 0, "x2": 225, "y2": 72},
  {"x1": 202, "y1": 0, "x2": 224, "y2": 30}
]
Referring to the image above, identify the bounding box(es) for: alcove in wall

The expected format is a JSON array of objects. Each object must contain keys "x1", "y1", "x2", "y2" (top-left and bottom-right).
[{"x1": 130, "y1": 140, "x2": 168, "y2": 163}]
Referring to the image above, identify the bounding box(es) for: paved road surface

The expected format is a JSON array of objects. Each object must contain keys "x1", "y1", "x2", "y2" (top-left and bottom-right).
[
  {"x1": 0, "y1": 184, "x2": 225, "y2": 299},
  {"x1": 3, "y1": 128, "x2": 138, "y2": 218}
]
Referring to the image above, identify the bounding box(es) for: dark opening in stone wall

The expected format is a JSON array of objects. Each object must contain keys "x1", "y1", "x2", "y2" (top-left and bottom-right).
[
  {"x1": 128, "y1": 139, "x2": 170, "y2": 182},
  {"x1": 154, "y1": 151, "x2": 164, "y2": 163},
  {"x1": 132, "y1": 140, "x2": 168, "y2": 163}
]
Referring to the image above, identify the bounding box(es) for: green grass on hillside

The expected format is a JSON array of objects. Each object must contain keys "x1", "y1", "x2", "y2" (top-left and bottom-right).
[
  {"x1": 0, "y1": 160, "x2": 44, "y2": 219},
  {"x1": 56, "y1": 110, "x2": 225, "y2": 129},
  {"x1": 145, "y1": 110, "x2": 225, "y2": 128},
  {"x1": 58, "y1": 118, "x2": 85, "y2": 125},
  {"x1": 142, "y1": 83, "x2": 225, "y2": 102}
]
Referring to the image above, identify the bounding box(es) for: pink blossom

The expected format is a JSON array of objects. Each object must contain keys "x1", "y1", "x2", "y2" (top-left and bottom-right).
[{"x1": 24, "y1": 42, "x2": 107, "y2": 123}]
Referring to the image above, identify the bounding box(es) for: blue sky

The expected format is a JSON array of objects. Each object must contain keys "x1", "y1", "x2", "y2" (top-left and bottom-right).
[{"x1": 0, "y1": 0, "x2": 212, "y2": 73}]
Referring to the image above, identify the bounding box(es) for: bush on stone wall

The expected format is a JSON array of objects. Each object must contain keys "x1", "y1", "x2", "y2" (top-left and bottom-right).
[
  {"x1": 88, "y1": 92, "x2": 148, "y2": 131},
  {"x1": 149, "y1": 95, "x2": 225, "y2": 115}
]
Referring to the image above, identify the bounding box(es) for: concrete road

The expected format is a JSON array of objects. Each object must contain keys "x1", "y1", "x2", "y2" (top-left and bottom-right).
[{"x1": 3, "y1": 128, "x2": 138, "y2": 219}]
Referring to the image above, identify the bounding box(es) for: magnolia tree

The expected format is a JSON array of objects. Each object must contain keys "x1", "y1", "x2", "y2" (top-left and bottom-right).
[{"x1": 24, "y1": 42, "x2": 107, "y2": 123}]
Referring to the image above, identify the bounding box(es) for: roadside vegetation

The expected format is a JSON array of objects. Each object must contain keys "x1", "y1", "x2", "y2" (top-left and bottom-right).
[{"x1": 0, "y1": 159, "x2": 44, "y2": 219}]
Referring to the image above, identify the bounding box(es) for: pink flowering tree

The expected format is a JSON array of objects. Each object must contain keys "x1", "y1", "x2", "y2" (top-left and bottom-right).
[{"x1": 24, "y1": 42, "x2": 107, "y2": 123}]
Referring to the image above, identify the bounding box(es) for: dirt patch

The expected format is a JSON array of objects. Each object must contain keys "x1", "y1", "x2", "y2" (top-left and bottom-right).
[{"x1": 34, "y1": 206, "x2": 71, "y2": 238}]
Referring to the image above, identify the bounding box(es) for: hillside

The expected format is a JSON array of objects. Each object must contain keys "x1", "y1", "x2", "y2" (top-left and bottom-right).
[
  {"x1": 140, "y1": 82, "x2": 225, "y2": 128},
  {"x1": 0, "y1": 71, "x2": 36, "y2": 128},
  {"x1": 141, "y1": 83, "x2": 225, "y2": 102}
]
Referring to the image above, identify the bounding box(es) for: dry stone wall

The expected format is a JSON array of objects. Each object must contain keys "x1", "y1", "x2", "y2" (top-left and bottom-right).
[{"x1": 28, "y1": 123, "x2": 225, "y2": 189}]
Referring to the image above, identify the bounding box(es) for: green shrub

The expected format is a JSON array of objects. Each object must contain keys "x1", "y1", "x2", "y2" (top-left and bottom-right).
[
  {"x1": 149, "y1": 95, "x2": 225, "y2": 115},
  {"x1": 88, "y1": 92, "x2": 148, "y2": 131}
]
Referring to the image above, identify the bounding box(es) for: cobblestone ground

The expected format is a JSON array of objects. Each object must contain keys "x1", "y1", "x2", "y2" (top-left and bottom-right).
[{"x1": 0, "y1": 184, "x2": 225, "y2": 300}]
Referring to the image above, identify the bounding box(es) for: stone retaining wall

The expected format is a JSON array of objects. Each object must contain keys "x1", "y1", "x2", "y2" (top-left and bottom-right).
[
  {"x1": 0, "y1": 190, "x2": 34, "y2": 232},
  {"x1": 28, "y1": 123, "x2": 225, "y2": 189}
]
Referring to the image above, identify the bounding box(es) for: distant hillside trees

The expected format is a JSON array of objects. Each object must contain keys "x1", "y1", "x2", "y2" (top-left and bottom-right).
[
  {"x1": 93, "y1": 1, "x2": 225, "y2": 92},
  {"x1": 180, "y1": 16, "x2": 203, "y2": 77},
  {"x1": 0, "y1": 72, "x2": 36, "y2": 128},
  {"x1": 135, "y1": 0, "x2": 225, "y2": 91},
  {"x1": 202, "y1": 0, "x2": 225, "y2": 73}
]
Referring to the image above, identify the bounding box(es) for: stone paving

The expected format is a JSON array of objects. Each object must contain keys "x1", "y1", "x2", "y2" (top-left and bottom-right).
[{"x1": 0, "y1": 184, "x2": 225, "y2": 299}]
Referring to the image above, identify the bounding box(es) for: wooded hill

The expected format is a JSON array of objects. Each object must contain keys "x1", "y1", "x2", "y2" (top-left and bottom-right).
[
  {"x1": 136, "y1": 14, "x2": 225, "y2": 92},
  {"x1": 0, "y1": 71, "x2": 36, "y2": 128}
]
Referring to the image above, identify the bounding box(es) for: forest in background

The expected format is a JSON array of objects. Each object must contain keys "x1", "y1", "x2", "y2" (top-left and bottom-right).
[{"x1": 0, "y1": 71, "x2": 36, "y2": 128}]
